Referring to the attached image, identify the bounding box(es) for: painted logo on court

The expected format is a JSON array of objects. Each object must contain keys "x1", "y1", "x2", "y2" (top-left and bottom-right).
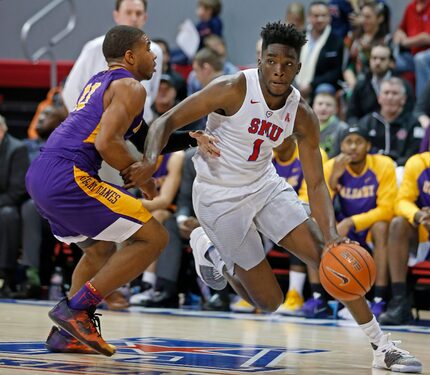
[{"x1": 0, "y1": 337, "x2": 328, "y2": 373}]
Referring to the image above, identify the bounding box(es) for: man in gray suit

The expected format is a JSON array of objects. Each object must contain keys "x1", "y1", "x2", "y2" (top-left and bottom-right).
[{"x1": 0, "y1": 115, "x2": 30, "y2": 296}]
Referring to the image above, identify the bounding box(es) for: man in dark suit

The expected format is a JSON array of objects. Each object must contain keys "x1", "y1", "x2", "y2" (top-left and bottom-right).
[
  {"x1": 0, "y1": 114, "x2": 30, "y2": 296},
  {"x1": 295, "y1": 1, "x2": 344, "y2": 101}
]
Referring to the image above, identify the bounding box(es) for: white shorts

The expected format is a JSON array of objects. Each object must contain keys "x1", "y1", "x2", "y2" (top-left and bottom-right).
[{"x1": 192, "y1": 176, "x2": 308, "y2": 274}]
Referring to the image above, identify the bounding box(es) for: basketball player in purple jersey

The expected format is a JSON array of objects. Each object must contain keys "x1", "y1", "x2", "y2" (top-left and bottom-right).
[
  {"x1": 25, "y1": 25, "x2": 216, "y2": 356},
  {"x1": 130, "y1": 22, "x2": 421, "y2": 373}
]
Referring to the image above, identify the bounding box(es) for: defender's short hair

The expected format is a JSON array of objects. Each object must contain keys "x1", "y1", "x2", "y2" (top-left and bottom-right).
[
  {"x1": 261, "y1": 21, "x2": 307, "y2": 57},
  {"x1": 103, "y1": 25, "x2": 145, "y2": 61}
]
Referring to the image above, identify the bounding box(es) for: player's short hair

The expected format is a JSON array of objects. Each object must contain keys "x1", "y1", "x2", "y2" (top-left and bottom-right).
[
  {"x1": 103, "y1": 25, "x2": 145, "y2": 61},
  {"x1": 193, "y1": 47, "x2": 224, "y2": 72},
  {"x1": 261, "y1": 21, "x2": 307, "y2": 57},
  {"x1": 115, "y1": 0, "x2": 147, "y2": 12}
]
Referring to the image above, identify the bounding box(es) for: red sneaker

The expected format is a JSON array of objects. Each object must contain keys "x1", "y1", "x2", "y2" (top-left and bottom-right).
[
  {"x1": 48, "y1": 298, "x2": 116, "y2": 357},
  {"x1": 45, "y1": 326, "x2": 99, "y2": 354}
]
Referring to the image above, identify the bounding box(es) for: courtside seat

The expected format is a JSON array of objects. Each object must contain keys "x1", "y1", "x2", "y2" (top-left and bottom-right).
[{"x1": 410, "y1": 261, "x2": 430, "y2": 318}]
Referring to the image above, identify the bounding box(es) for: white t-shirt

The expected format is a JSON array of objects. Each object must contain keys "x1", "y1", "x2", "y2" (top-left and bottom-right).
[
  {"x1": 193, "y1": 68, "x2": 300, "y2": 187},
  {"x1": 62, "y1": 35, "x2": 163, "y2": 123}
]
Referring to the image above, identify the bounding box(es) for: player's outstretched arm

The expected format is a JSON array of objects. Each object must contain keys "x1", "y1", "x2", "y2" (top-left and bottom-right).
[
  {"x1": 143, "y1": 73, "x2": 244, "y2": 171},
  {"x1": 295, "y1": 99, "x2": 340, "y2": 246}
]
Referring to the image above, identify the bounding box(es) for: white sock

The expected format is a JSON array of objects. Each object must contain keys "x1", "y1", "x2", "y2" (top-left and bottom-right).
[
  {"x1": 359, "y1": 316, "x2": 383, "y2": 346},
  {"x1": 142, "y1": 272, "x2": 156, "y2": 287},
  {"x1": 288, "y1": 271, "x2": 306, "y2": 296},
  {"x1": 207, "y1": 246, "x2": 226, "y2": 275}
]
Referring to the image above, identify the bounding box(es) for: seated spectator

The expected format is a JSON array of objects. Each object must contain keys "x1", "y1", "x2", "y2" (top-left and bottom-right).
[
  {"x1": 313, "y1": 84, "x2": 349, "y2": 158},
  {"x1": 357, "y1": 77, "x2": 424, "y2": 166},
  {"x1": 24, "y1": 105, "x2": 68, "y2": 162},
  {"x1": 346, "y1": 44, "x2": 414, "y2": 125},
  {"x1": 187, "y1": 36, "x2": 238, "y2": 97},
  {"x1": 152, "y1": 38, "x2": 187, "y2": 101},
  {"x1": 27, "y1": 86, "x2": 64, "y2": 139},
  {"x1": 343, "y1": 1, "x2": 391, "y2": 90},
  {"x1": 414, "y1": 79, "x2": 430, "y2": 129},
  {"x1": 285, "y1": 2, "x2": 305, "y2": 31},
  {"x1": 393, "y1": 0, "x2": 430, "y2": 97},
  {"x1": 0, "y1": 115, "x2": 30, "y2": 297},
  {"x1": 324, "y1": 127, "x2": 396, "y2": 319},
  {"x1": 379, "y1": 145, "x2": 430, "y2": 325},
  {"x1": 150, "y1": 75, "x2": 179, "y2": 123},
  {"x1": 295, "y1": 1, "x2": 344, "y2": 101}
]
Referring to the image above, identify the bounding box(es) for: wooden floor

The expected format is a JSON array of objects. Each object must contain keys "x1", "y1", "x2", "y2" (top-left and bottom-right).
[{"x1": 0, "y1": 300, "x2": 429, "y2": 374}]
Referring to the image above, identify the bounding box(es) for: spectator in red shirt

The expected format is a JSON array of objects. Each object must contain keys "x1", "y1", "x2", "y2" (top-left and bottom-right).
[{"x1": 394, "y1": 0, "x2": 430, "y2": 97}]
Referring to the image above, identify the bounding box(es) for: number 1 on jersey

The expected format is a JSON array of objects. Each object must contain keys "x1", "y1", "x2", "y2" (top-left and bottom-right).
[{"x1": 248, "y1": 139, "x2": 264, "y2": 161}]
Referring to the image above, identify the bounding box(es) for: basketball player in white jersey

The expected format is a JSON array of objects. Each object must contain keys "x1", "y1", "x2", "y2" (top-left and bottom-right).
[{"x1": 123, "y1": 22, "x2": 421, "y2": 373}]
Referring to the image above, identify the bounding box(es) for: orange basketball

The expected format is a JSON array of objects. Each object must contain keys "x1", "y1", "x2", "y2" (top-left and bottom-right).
[{"x1": 319, "y1": 243, "x2": 376, "y2": 301}]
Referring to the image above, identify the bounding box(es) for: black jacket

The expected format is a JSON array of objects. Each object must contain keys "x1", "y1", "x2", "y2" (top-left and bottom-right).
[
  {"x1": 357, "y1": 110, "x2": 424, "y2": 166},
  {"x1": 311, "y1": 31, "x2": 344, "y2": 91},
  {"x1": 0, "y1": 134, "x2": 30, "y2": 207}
]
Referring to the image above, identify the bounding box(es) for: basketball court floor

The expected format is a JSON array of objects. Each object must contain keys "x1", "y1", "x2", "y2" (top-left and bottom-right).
[{"x1": 0, "y1": 300, "x2": 429, "y2": 374}]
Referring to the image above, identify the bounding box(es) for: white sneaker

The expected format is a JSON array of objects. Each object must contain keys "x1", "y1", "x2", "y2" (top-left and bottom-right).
[
  {"x1": 372, "y1": 333, "x2": 422, "y2": 373},
  {"x1": 190, "y1": 227, "x2": 227, "y2": 290},
  {"x1": 129, "y1": 288, "x2": 155, "y2": 305}
]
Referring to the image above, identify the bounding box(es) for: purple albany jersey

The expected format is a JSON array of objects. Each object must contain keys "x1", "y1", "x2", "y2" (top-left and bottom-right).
[
  {"x1": 25, "y1": 68, "x2": 152, "y2": 244},
  {"x1": 336, "y1": 169, "x2": 378, "y2": 247},
  {"x1": 45, "y1": 68, "x2": 143, "y2": 174}
]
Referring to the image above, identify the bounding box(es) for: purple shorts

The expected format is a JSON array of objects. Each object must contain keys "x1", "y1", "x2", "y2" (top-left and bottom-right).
[{"x1": 26, "y1": 154, "x2": 152, "y2": 244}]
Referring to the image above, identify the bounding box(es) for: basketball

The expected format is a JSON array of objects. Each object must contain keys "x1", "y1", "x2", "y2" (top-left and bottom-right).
[{"x1": 319, "y1": 243, "x2": 376, "y2": 301}]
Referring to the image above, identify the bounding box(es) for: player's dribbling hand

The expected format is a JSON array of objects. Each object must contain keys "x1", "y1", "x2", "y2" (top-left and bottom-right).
[
  {"x1": 190, "y1": 130, "x2": 221, "y2": 158},
  {"x1": 323, "y1": 236, "x2": 358, "y2": 254},
  {"x1": 121, "y1": 158, "x2": 156, "y2": 190}
]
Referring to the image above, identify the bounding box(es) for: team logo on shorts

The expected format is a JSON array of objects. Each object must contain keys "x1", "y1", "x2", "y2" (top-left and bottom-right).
[{"x1": 0, "y1": 337, "x2": 328, "y2": 373}]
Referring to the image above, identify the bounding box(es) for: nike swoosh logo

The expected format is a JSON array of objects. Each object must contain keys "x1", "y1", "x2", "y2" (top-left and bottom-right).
[
  {"x1": 250, "y1": 100, "x2": 259, "y2": 104},
  {"x1": 326, "y1": 266, "x2": 349, "y2": 286}
]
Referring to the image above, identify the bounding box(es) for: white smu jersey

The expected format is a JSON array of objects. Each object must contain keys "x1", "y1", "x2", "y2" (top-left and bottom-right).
[{"x1": 193, "y1": 68, "x2": 301, "y2": 187}]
